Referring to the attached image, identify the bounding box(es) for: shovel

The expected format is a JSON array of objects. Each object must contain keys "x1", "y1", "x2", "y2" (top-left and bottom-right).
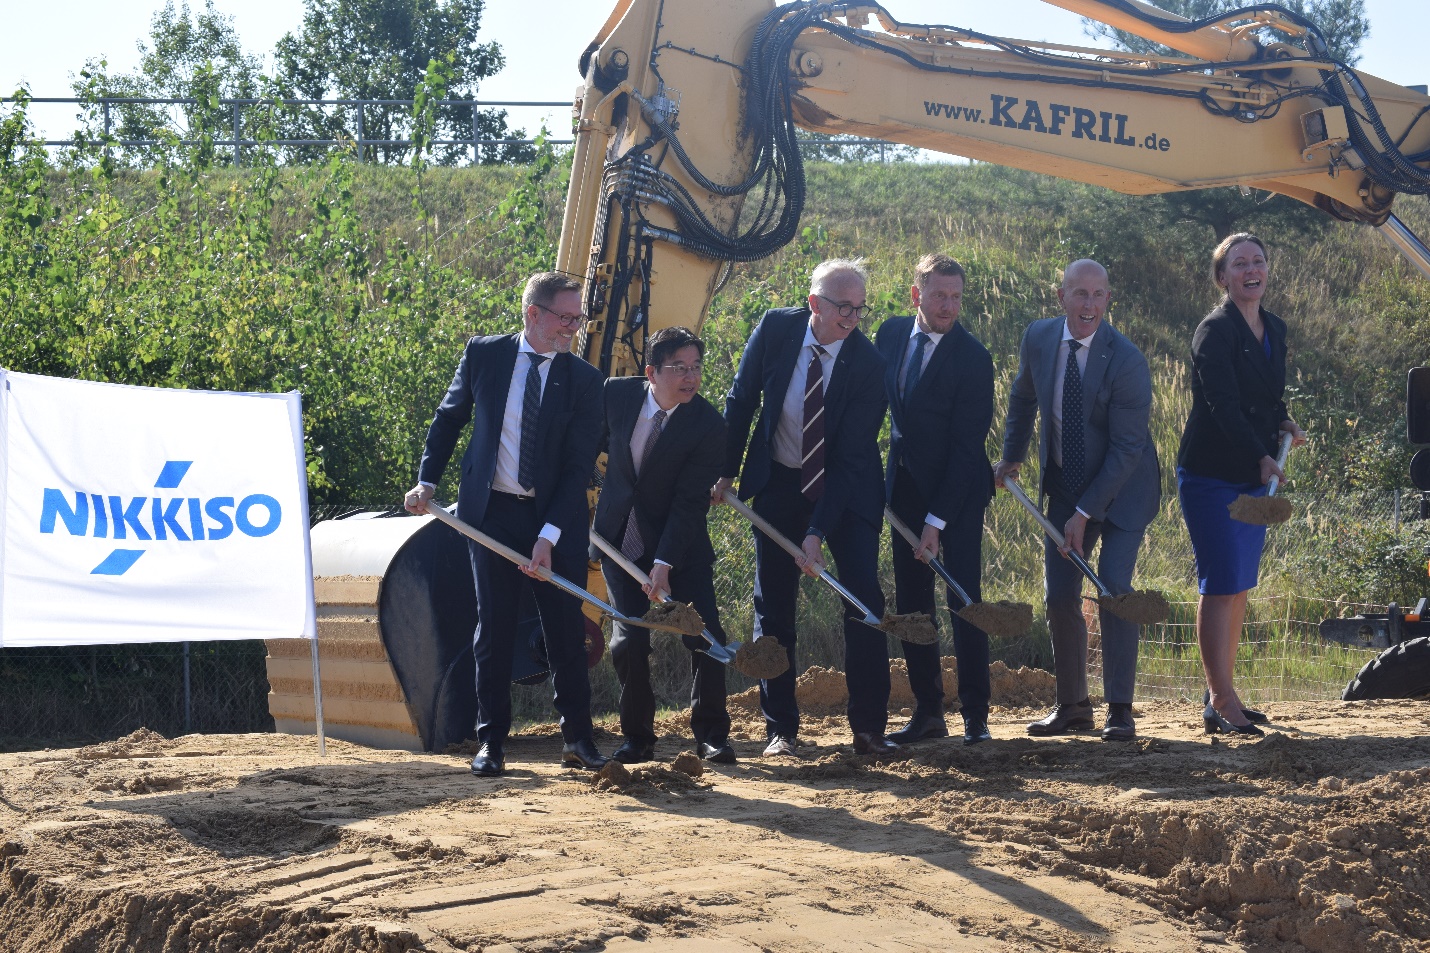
[
  {"x1": 588, "y1": 530, "x2": 741, "y2": 666},
  {"x1": 1229, "y1": 431, "x2": 1295, "y2": 525},
  {"x1": 1001, "y1": 478, "x2": 1170, "y2": 625},
  {"x1": 884, "y1": 507, "x2": 1033, "y2": 638},
  {"x1": 423, "y1": 503, "x2": 697, "y2": 638},
  {"x1": 721, "y1": 490, "x2": 938, "y2": 645}
]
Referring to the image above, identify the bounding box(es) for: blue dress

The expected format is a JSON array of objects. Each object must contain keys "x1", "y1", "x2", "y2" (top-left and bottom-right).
[{"x1": 1177, "y1": 333, "x2": 1274, "y2": 595}]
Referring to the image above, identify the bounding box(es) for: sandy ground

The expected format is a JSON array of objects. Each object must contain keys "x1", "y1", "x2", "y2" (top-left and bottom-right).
[{"x1": 2, "y1": 666, "x2": 1429, "y2": 953}]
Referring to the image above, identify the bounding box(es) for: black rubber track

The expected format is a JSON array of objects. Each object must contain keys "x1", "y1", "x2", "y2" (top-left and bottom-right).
[{"x1": 1342, "y1": 636, "x2": 1430, "y2": 701}]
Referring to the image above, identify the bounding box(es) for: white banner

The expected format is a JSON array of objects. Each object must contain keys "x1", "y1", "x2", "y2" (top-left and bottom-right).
[{"x1": 0, "y1": 371, "x2": 316, "y2": 647}]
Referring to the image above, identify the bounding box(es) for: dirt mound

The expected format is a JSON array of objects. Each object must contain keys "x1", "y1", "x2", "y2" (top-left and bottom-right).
[
  {"x1": 1229, "y1": 493, "x2": 1293, "y2": 525},
  {"x1": 877, "y1": 610, "x2": 938, "y2": 645},
  {"x1": 732, "y1": 636, "x2": 789, "y2": 679},
  {"x1": 730, "y1": 661, "x2": 1057, "y2": 716},
  {"x1": 76, "y1": 727, "x2": 172, "y2": 761},
  {"x1": 1100, "y1": 589, "x2": 1171, "y2": 624}
]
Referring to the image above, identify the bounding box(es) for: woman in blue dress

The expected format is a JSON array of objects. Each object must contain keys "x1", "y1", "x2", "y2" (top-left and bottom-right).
[{"x1": 1177, "y1": 233, "x2": 1307, "y2": 735}]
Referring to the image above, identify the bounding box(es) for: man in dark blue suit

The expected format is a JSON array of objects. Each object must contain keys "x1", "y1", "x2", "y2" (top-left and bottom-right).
[
  {"x1": 876, "y1": 254, "x2": 996, "y2": 747},
  {"x1": 713, "y1": 259, "x2": 894, "y2": 757},
  {"x1": 405, "y1": 272, "x2": 609, "y2": 777},
  {"x1": 593, "y1": 327, "x2": 734, "y2": 766}
]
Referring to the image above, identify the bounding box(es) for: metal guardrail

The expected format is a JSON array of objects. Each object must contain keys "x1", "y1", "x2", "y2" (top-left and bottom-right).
[
  {"x1": 2, "y1": 96, "x2": 910, "y2": 164},
  {"x1": 4, "y1": 96, "x2": 575, "y2": 165}
]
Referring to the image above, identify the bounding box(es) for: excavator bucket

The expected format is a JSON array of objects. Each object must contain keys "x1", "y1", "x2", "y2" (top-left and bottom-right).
[{"x1": 265, "y1": 513, "x2": 604, "y2": 753}]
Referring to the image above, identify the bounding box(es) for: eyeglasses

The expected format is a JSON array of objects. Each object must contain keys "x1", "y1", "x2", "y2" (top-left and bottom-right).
[
  {"x1": 534, "y1": 303, "x2": 587, "y2": 327},
  {"x1": 658, "y1": 362, "x2": 703, "y2": 378},
  {"x1": 816, "y1": 295, "x2": 873, "y2": 321}
]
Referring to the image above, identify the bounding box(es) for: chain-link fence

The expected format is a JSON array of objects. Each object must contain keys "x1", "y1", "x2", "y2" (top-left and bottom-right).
[{"x1": 3, "y1": 488, "x2": 1423, "y2": 748}]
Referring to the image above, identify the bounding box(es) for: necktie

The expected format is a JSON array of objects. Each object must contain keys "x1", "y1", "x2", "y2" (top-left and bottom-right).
[
  {"x1": 517, "y1": 352, "x2": 548, "y2": 492},
  {"x1": 801, "y1": 344, "x2": 827, "y2": 501},
  {"x1": 1061, "y1": 340, "x2": 1085, "y2": 492},
  {"x1": 621, "y1": 408, "x2": 667, "y2": 559},
  {"x1": 902, "y1": 331, "x2": 930, "y2": 407}
]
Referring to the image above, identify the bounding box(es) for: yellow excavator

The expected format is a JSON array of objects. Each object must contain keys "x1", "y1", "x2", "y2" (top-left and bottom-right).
[{"x1": 269, "y1": 0, "x2": 1430, "y2": 751}]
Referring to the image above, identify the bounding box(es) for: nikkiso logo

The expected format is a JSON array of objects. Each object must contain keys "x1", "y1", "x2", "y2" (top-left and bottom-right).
[{"x1": 39, "y1": 460, "x2": 283, "y2": 576}]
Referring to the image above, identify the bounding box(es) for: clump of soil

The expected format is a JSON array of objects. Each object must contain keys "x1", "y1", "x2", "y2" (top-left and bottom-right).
[
  {"x1": 1100, "y1": 590, "x2": 1171, "y2": 624},
  {"x1": 670, "y1": 751, "x2": 704, "y2": 778},
  {"x1": 593, "y1": 759, "x2": 633, "y2": 789},
  {"x1": 733, "y1": 637, "x2": 789, "y2": 679},
  {"x1": 76, "y1": 727, "x2": 172, "y2": 761},
  {"x1": 988, "y1": 661, "x2": 1057, "y2": 708},
  {"x1": 643, "y1": 600, "x2": 706, "y2": 636},
  {"x1": 1228, "y1": 493, "x2": 1293, "y2": 525},
  {"x1": 957, "y1": 600, "x2": 1034, "y2": 638},
  {"x1": 878, "y1": 610, "x2": 938, "y2": 645}
]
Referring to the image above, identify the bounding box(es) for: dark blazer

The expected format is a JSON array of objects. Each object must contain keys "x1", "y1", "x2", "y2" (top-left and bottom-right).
[
  {"x1": 1001, "y1": 316, "x2": 1160, "y2": 531},
  {"x1": 418, "y1": 333, "x2": 605, "y2": 558},
  {"x1": 876, "y1": 316, "x2": 995, "y2": 523},
  {"x1": 723, "y1": 307, "x2": 888, "y2": 533},
  {"x1": 1178, "y1": 299, "x2": 1290, "y2": 485},
  {"x1": 593, "y1": 376, "x2": 726, "y2": 569}
]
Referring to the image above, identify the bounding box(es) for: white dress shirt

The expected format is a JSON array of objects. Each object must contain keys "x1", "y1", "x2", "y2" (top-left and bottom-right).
[
  {"x1": 1051, "y1": 319, "x2": 1095, "y2": 519},
  {"x1": 773, "y1": 325, "x2": 844, "y2": 468}
]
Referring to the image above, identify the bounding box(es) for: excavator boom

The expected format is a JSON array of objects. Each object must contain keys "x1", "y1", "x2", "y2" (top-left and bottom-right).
[{"x1": 557, "y1": 0, "x2": 1430, "y2": 376}]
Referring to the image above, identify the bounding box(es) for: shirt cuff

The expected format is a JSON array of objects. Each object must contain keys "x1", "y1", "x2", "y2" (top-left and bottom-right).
[
  {"x1": 653, "y1": 559, "x2": 672, "y2": 568},
  {"x1": 539, "y1": 523, "x2": 561, "y2": 545},
  {"x1": 1075, "y1": 506, "x2": 1091, "y2": 520},
  {"x1": 418, "y1": 481, "x2": 436, "y2": 489},
  {"x1": 923, "y1": 513, "x2": 946, "y2": 531}
]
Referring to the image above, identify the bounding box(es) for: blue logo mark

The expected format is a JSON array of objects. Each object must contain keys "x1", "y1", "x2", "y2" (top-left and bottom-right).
[{"x1": 37, "y1": 460, "x2": 284, "y2": 576}]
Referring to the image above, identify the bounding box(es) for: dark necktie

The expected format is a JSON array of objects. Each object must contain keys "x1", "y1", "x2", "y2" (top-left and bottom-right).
[
  {"x1": 1061, "y1": 340, "x2": 1085, "y2": 492},
  {"x1": 517, "y1": 352, "x2": 548, "y2": 492},
  {"x1": 621, "y1": 408, "x2": 667, "y2": 559},
  {"x1": 902, "y1": 331, "x2": 930, "y2": 408},
  {"x1": 801, "y1": 344, "x2": 827, "y2": 501}
]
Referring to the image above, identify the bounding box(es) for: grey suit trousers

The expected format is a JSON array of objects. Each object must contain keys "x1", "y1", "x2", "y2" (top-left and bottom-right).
[{"x1": 1043, "y1": 495, "x2": 1144, "y2": 705}]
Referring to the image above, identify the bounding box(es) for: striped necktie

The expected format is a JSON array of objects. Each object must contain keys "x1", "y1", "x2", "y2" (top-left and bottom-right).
[
  {"x1": 517, "y1": 352, "x2": 548, "y2": 492},
  {"x1": 801, "y1": 344, "x2": 827, "y2": 501}
]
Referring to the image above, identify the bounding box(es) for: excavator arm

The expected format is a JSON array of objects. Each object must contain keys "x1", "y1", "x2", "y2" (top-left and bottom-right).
[{"x1": 557, "y1": 0, "x2": 1430, "y2": 377}]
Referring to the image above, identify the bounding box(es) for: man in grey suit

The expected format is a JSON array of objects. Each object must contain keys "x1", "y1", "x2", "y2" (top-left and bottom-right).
[{"x1": 993, "y1": 259, "x2": 1159, "y2": 741}]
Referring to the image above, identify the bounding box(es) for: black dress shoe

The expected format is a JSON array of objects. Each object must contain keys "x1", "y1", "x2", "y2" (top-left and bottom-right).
[
  {"x1": 1203, "y1": 689, "x2": 1268, "y2": 724},
  {"x1": 762, "y1": 735, "x2": 798, "y2": 758},
  {"x1": 1027, "y1": 700, "x2": 1095, "y2": 736},
  {"x1": 1102, "y1": 703, "x2": 1136, "y2": 741},
  {"x1": 697, "y1": 741, "x2": 737, "y2": 764},
  {"x1": 612, "y1": 740, "x2": 654, "y2": 764},
  {"x1": 962, "y1": 714, "x2": 992, "y2": 746},
  {"x1": 470, "y1": 743, "x2": 504, "y2": 777},
  {"x1": 888, "y1": 712, "x2": 948, "y2": 745},
  {"x1": 852, "y1": 732, "x2": 898, "y2": 756},
  {"x1": 1203, "y1": 706, "x2": 1264, "y2": 736},
  {"x1": 561, "y1": 738, "x2": 611, "y2": 770}
]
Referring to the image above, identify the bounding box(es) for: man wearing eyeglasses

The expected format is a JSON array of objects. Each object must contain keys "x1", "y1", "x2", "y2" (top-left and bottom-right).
[
  {"x1": 714, "y1": 258, "x2": 894, "y2": 758},
  {"x1": 592, "y1": 326, "x2": 735, "y2": 765},
  {"x1": 876, "y1": 253, "x2": 996, "y2": 747},
  {"x1": 405, "y1": 271, "x2": 610, "y2": 777}
]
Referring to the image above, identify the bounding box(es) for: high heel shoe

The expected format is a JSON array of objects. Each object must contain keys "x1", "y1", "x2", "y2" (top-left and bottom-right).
[
  {"x1": 1203, "y1": 689, "x2": 1268, "y2": 725},
  {"x1": 1203, "y1": 705, "x2": 1264, "y2": 736}
]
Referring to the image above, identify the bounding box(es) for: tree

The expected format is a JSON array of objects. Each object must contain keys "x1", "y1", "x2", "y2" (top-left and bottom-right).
[
  {"x1": 71, "y1": 0, "x2": 261, "y2": 166},
  {"x1": 271, "y1": 0, "x2": 530, "y2": 164},
  {"x1": 1084, "y1": 0, "x2": 1371, "y2": 240},
  {"x1": 1083, "y1": 0, "x2": 1369, "y2": 66}
]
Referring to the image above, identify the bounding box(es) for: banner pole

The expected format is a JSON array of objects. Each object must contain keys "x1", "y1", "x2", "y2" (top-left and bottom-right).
[{"x1": 310, "y1": 634, "x2": 326, "y2": 757}]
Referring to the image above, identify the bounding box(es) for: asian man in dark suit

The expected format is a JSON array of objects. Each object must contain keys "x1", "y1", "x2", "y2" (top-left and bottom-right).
[
  {"x1": 405, "y1": 272, "x2": 609, "y2": 777},
  {"x1": 593, "y1": 326, "x2": 735, "y2": 765},
  {"x1": 876, "y1": 254, "x2": 996, "y2": 746},
  {"x1": 994, "y1": 259, "x2": 1160, "y2": 742},
  {"x1": 712, "y1": 258, "x2": 894, "y2": 758}
]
